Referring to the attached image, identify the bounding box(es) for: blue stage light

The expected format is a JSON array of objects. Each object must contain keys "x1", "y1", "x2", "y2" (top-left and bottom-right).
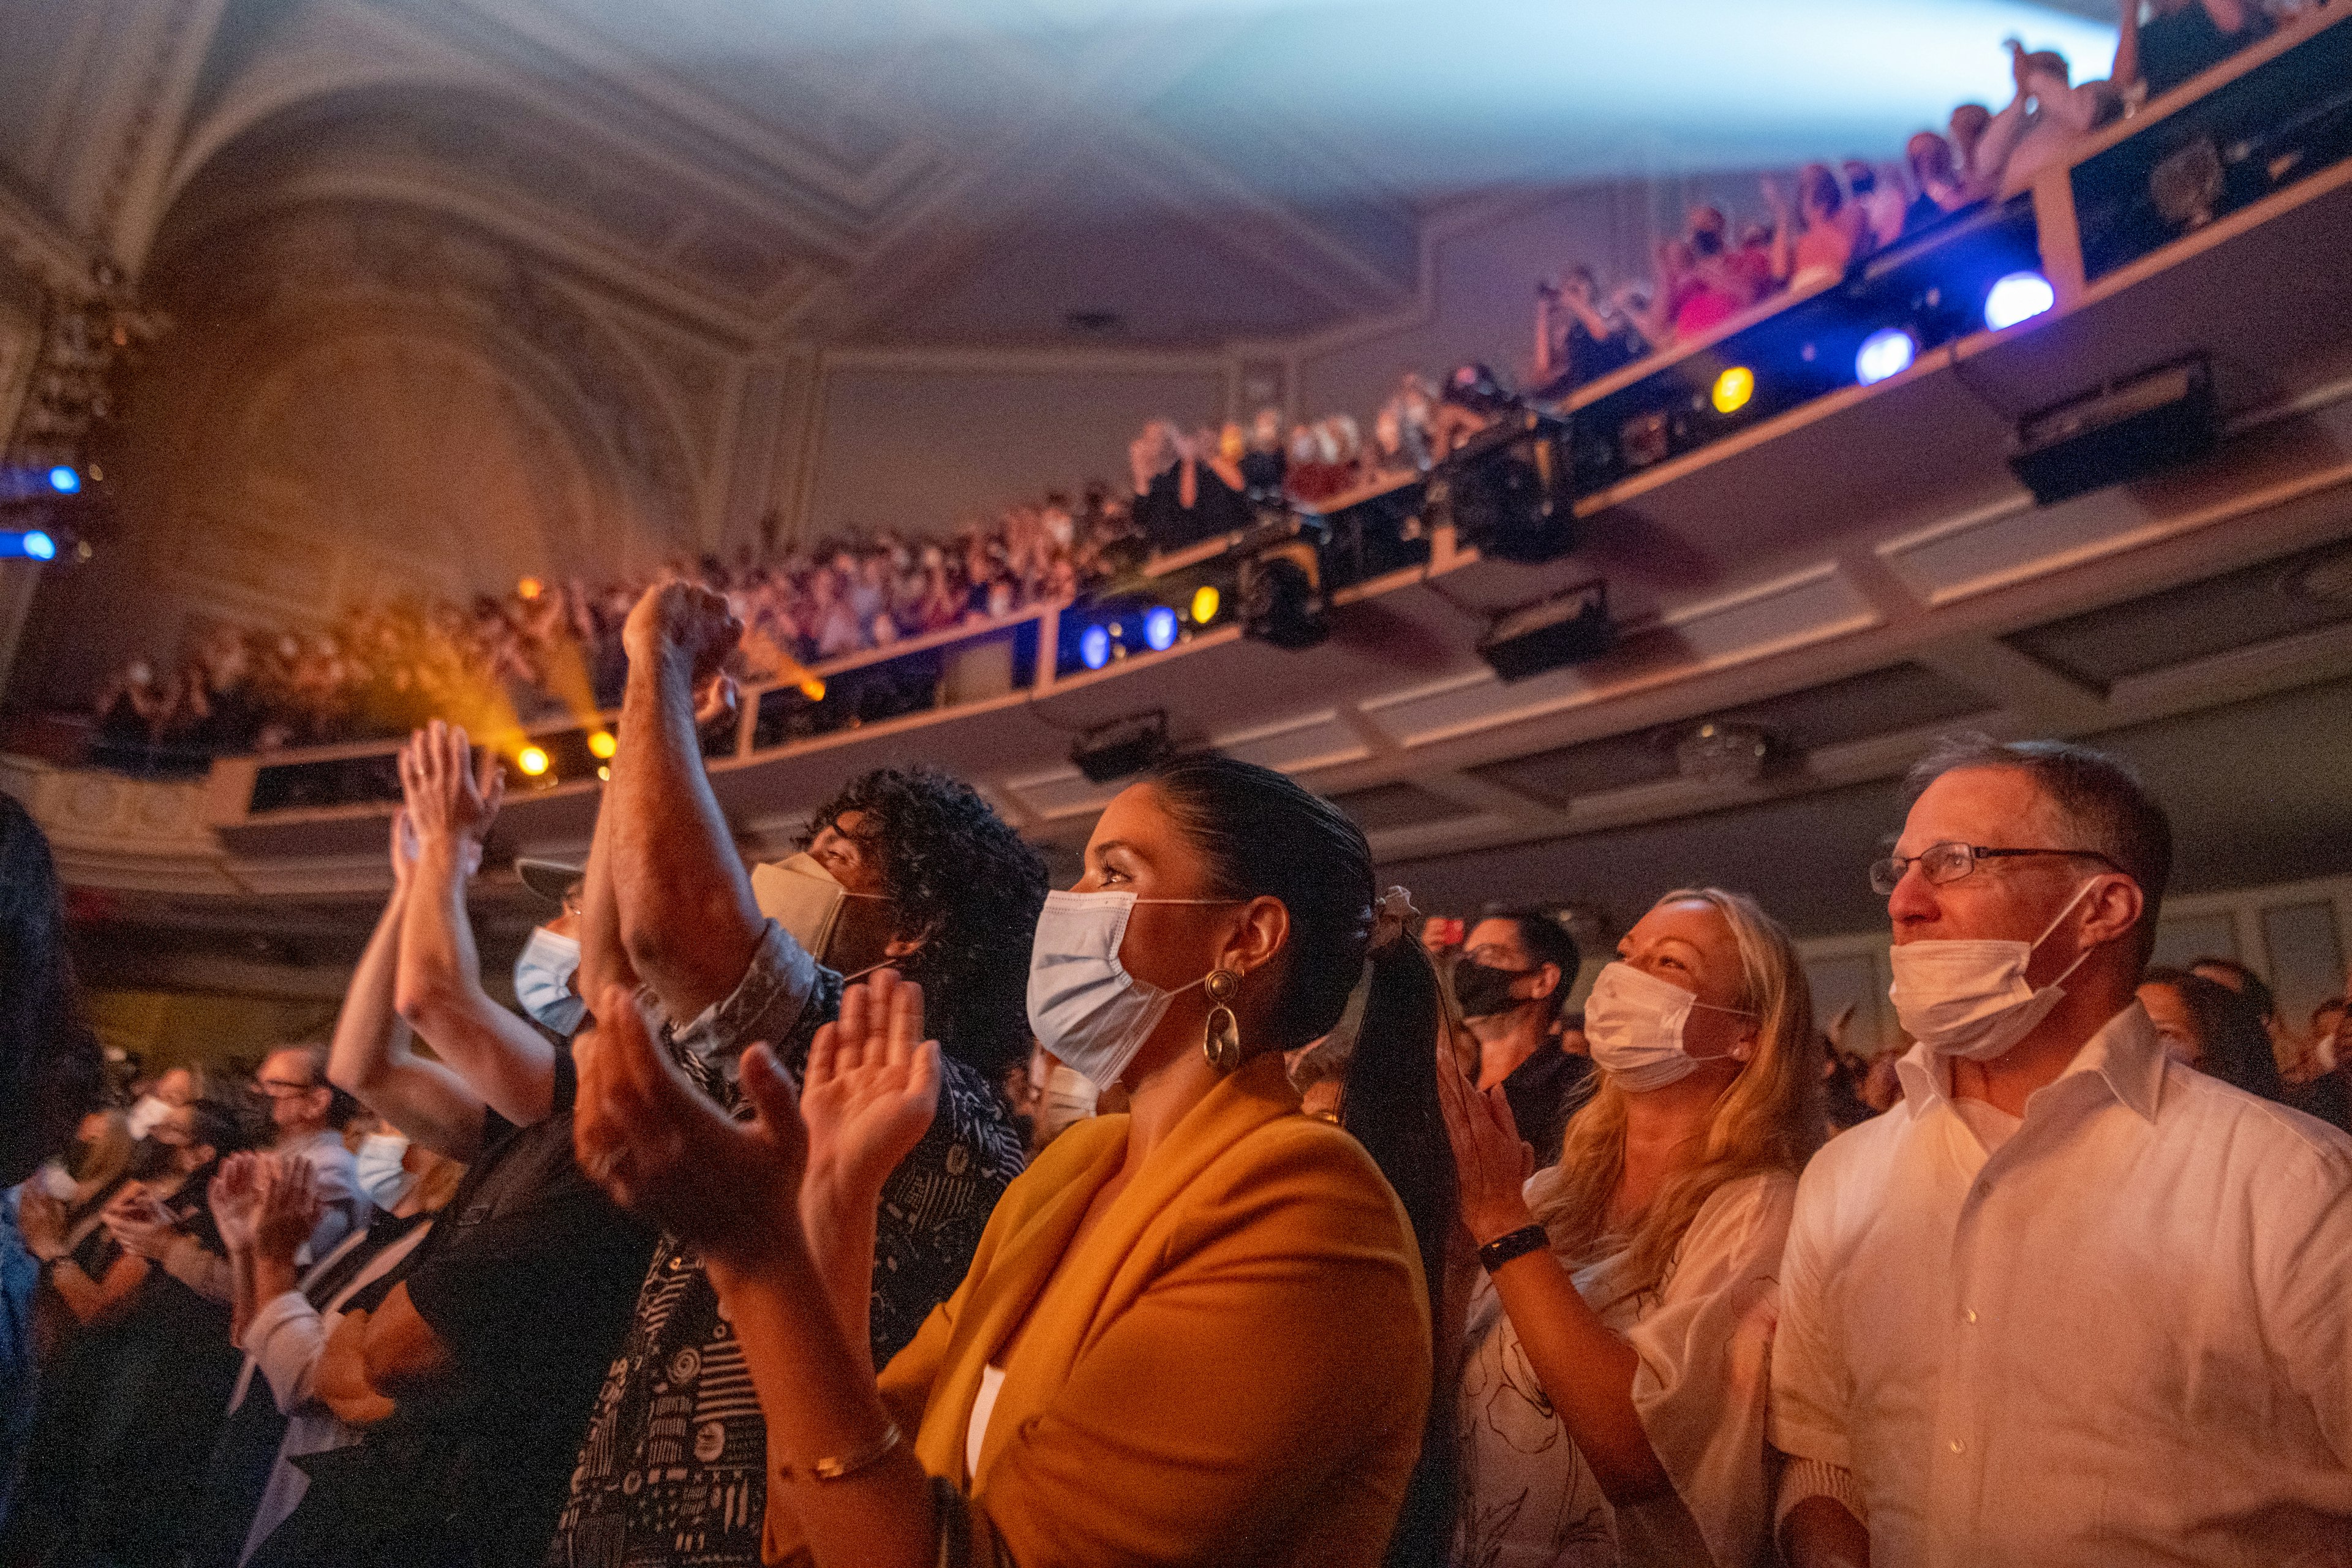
[
  {"x1": 1079, "y1": 624, "x2": 1112, "y2": 671},
  {"x1": 2, "y1": 530, "x2": 60, "y2": 561},
  {"x1": 45, "y1": 466, "x2": 80, "y2": 495},
  {"x1": 1985, "y1": 272, "x2": 2056, "y2": 332},
  {"x1": 1855, "y1": 328, "x2": 1918, "y2": 387},
  {"x1": 1143, "y1": 605, "x2": 1178, "y2": 651}
]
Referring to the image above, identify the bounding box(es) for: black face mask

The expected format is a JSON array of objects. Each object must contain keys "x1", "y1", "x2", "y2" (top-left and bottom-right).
[
  {"x1": 127, "y1": 1137, "x2": 176, "y2": 1182},
  {"x1": 1452, "y1": 960, "x2": 1535, "y2": 1020}
]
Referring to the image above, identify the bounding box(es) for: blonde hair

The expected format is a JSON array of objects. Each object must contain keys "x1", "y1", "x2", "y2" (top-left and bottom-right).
[{"x1": 1526, "y1": 888, "x2": 1824, "y2": 1304}]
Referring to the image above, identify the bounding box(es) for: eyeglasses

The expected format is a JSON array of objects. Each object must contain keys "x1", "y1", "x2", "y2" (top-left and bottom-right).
[
  {"x1": 258, "y1": 1077, "x2": 319, "y2": 1098},
  {"x1": 1869, "y1": 842, "x2": 2122, "y2": 895}
]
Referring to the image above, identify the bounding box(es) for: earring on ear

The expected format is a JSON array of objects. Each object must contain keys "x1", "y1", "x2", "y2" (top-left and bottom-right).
[{"x1": 1202, "y1": 968, "x2": 1243, "y2": 1072}]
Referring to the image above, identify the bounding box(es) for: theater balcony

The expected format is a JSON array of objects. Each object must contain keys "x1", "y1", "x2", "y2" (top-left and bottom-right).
[{"x1": 12, "y1": 9, "x2": 2352, "y2": 968}]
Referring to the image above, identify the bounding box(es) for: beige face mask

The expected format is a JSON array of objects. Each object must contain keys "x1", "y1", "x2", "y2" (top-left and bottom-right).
[{"x1": 750, "y1": 851, "x2": 883, "y2": 964}]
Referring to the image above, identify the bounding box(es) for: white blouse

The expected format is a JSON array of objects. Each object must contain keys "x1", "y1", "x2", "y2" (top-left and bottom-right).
[{"x1": 1455, "y1": 1171, "x2": 1796, "y2": 1568}]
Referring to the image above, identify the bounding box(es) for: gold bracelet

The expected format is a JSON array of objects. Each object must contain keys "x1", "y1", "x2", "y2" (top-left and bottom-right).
[{"x1": 775, "y1": 1420, "x2": 904, "y2": 1484}]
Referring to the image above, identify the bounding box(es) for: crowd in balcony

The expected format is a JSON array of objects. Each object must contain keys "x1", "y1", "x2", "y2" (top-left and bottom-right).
[
  {"x1": 83, "y1": 489, "x2": 1152, "y2": 767},
  {"x1": 69, "y1": 0, "x2": 2313, "y2": 770},
  {"x1": 1531, "y1": 0, "x2": 2302, "y2": 390}
]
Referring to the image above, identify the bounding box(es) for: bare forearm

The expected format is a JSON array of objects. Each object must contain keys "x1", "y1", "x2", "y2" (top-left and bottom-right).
[
  {"x1": 252, "y1": 1250, "x2": 302, "y2": 1312},
  {"x1": 333, "y1": 884, "x2": 410, "y2": 1095},
  {"x1": 228, "y1": 1243, "x2": 257, "y2": 1344},
  {"x1": 712, "y1": 1251, "x2": 937, "y2": 1568},
  {"x1": 799, "y1": 1198, "x2": 881, "y2": 1384},
  {"x1": 610, "y1": 650, "x2": 763, "y2": 1022},
  {"x1": 579, "y1": 780, "x2": 635, "y2": 1001},
  {"x1": 396, "y1": 842, "x2": 553, "y2": 1124},
  {"x1": 1488, "y1": 1250, "x2": 1670, "y2": 1502}
]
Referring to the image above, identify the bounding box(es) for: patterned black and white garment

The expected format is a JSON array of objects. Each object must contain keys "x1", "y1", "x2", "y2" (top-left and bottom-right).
[{"x1": 549, "y1": 923, "x2": 1026, "y2": 1568}]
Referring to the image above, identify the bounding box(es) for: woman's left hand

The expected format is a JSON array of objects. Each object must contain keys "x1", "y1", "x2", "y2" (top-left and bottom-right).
[
  {"x1": 1434, "y1": 1023, "x2": 1540, "y2": 1245},
  {"x1": 573, "y1": 982, "x2": 810, "y2": 1280},
  {"x1": 799, "y1": 970, "x2": 941, "y2": 1238}
]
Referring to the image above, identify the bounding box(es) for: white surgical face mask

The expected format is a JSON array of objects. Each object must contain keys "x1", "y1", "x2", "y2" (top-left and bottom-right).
[
  {"x1": 126, "y1": 1093, "x2": 170, "y2": 1140},
  {"x1": 1583, "y1": 960, "x2": 1753, "y2": 1092},
  {"x1": 750, "y1": 851, "x2": 890, "y2": 967},
  {"x1": 354, "y1": 1132, "x2": 411, "y2": 1207},
  {"x1": 514, "y1": 927, "x2": 587, "y2": 1036},
  {"x1": 1026, "y1": 890, "x2": 1229, "y2": 1090},
  {"x1": 1888, "y1": 880, "x2": 2097, "y2": 1062}
]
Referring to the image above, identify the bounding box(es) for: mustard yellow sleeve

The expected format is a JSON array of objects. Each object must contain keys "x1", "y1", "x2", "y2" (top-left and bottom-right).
[{"x1": 969, "y1": 1126, "x2": 1431, "y2": 1568}]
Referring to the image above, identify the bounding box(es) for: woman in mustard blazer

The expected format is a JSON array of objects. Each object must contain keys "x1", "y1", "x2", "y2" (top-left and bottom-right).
[{"x1": 573, "y1": 756, "x2": 1453, "y2": 1568}]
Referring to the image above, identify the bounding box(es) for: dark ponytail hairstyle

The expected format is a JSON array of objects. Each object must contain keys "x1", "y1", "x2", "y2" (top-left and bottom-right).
[
  {"x1": 1, "y1": 792, "x2": 104, "y2": 1188},
  {"x1": 1149, "y1": 755, "x2": 1458, "y2": 1568}
]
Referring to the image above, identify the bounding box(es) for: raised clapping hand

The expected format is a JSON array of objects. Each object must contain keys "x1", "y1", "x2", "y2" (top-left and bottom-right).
[
  {"x1": 398, "y1": 720, "x2": 502, "y2": 864},
  {"x1": 388, "y1": 806, "x2": 423, "y2": 891},
  {"x1": 252, "y1": 1155, "x2": 323, "y2": 1267},
  {"x1": 208, "y1": 1151, "x2": 268, "y2": 1253},
  {"x1": 799, "y1": 970, "x2": 942, "y2": 1241},
  {"x1": 573, "y1": 982, "x2": 812, "y2": 1281},
  {"x1": 102, "y1": 1185, "x2": 179, "y2": 1261},
  {"x1": 1433, "y1": 1023, "x2": 1541, "y2": 1246}
]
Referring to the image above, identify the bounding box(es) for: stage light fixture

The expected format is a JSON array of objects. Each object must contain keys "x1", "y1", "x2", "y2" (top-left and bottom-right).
[
  {"x1": 1711, "y1": 366, "x2": 1755, "y2": 415},
  {"x1": 799, "y1": 675, "x2": 826, "y2": 701},
  {"x1": 1079, "y1": 624, "x2": 1112, "y2": 671},
  {"x1": 1143, "y1": 605, "x2": 1179, "y2": 652},
  {"x1": 1476, "y1": 579, "x2": 1613, "y2": 682},
  {"x1": 517, "y1": 577, "x2": 543, "y2": 600},
  {"x1": 45, "y1": 466, "x2": 80, "y2": 495},
  {"x1": 1985, "y1": 271, "x2": 2056, "y2": 331},
  {"x1": 1190, "y1": 584, "x2": 1220, "y2": 624},
  {"x1": 587, "y1": 731, "x2": 617, "y2": 760},
  {"x1": 517, "y1": 745, "x2": 551, "y2": 777},
  {"x1": 22, "y1": 530, "x2": 57, "y2": 561},
  {"x1": 1070, "y1": 711, "x2": 1173, "y2": 785},
  {"x1": 1855, "y1": 328, "x2": 1919, "y2": 387}
]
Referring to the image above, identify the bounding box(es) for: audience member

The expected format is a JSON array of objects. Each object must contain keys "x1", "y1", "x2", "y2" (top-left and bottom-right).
[
  {"x1": 569, "y1": 753, "x2": 1446, "y2": 1568},
  {"x1": 1444, "y1": 888, "x2": 1822, "y2": 1568},
  {"x1": 1843, "y1": 159, "x2": 1911, "y2": 251},
  {"x1": 1534, "y1": 267, "x2": 1645, "y2": 393},
  {"x1": 8, "y1": 1097, "x2": 252, "y2": 1566},
  {"x1": 2116, "y1": 0, "x2": 2274, "y2": 99},
  {"x1": 1773, "y1": 736, "x2": 2352, "y2": 1564},
  {"x1": 1974, "y1": 44, "x2": 2120, "y2": 190},
  {"x1": 2136, "y1": 965, "x2": 2296, "y2": 1105},
  {"x1": 2188, "y1": 954, "x2": 2352, "y2": 1130},
  {"x1": 547, "y1": 582, "x2": 1041, "y2": 1568},
  {"x1": 1767, "y1": 165, "x2": 1869, "y2": 291},
  {"x1": 1947, "y1": 102, "x2": 1996, "y2": 186},
  {"x1": 1449, "y1": 909, "x2": 1593, "y2": 1167},
  {"x1": 1902, "y1": 132, "x2": 1975, "y2": 230},
  {"x1": 278, "y1": 763, "x2": 655, "y2": 1568},
  {"x1": 184, "y1": 1144, "x2": 459, "y2": 1568}
]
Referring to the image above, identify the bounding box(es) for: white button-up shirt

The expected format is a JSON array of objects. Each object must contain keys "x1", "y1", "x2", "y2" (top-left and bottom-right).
[{"x1": 1770, "y1": 1001, "x2": 2352, "y2": 1566}]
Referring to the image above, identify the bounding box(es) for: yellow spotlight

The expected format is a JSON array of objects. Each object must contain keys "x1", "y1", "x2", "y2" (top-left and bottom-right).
[
  {"x1": 1711, "y1": 366, "x2": 1755, "y2": 415},
  {"x1": 799, "y1": 676, "x2": 826, "y2": 701},
  {"x1": 587, "y1": 731, "x2": 617, "y2": 760},
  {"x1": 517, "y1": 745, "x2": 550, "y2": 777},
  {"x1": 517, "y1": 576, "x2": 543, "y2": 600},
  {"x1": 1191, "y1": 584, "x2": 1221, "y2": 624}
]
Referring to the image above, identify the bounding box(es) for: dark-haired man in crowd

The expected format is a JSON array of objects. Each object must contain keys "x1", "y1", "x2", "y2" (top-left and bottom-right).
[
  {"x1": 1773, "y1": 736, "x2": 2352, "y2": 1566},
  {"x1": 1452, "y1": 910, "x2": 1592, "y2": 1167},
  {"x1": 548, "y1": 581, "x2": 1042, "y2": 1568}
]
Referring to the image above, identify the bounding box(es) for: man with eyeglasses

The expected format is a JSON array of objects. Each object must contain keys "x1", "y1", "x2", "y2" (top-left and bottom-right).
[
  {"x1": 118, "y1": 1044, "x2": 364, "y2": 1305},
  {"x1": 1771, "y1": 734, "x2": 2352, "y2": 1566}
]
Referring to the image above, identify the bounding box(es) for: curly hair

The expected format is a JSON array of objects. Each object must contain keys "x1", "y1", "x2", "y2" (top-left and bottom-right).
[{"x1": 804, "y1": 767, "x2": 1047, "y2": 1080}]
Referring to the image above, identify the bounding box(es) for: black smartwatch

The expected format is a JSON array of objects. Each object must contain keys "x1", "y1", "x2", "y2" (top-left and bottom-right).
[{"x1": 1477, "y1": 1223, "x2": 1550, "y2": 1273}]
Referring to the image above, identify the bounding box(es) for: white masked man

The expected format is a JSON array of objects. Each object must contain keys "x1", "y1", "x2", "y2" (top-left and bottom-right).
[{"x1": 1772, "y1": 735, "x2": 2352, "y2": 1566}]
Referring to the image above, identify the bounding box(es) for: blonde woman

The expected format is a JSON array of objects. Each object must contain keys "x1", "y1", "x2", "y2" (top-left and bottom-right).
[{"x1": 1439, "y1": 888, "x2": 1823, "y2": 1568}]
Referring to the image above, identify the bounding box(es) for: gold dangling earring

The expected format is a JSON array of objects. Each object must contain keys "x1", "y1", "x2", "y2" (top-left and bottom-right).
[{"x1": 1202, "y1": 969, "x2": 1244, "y2": 1072}]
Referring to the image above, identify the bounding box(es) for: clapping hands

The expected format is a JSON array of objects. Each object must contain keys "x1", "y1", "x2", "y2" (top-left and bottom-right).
[
  {"x1": 572, "y1": 970, "x2": 942, "y2": 1288},
  {"x1": 398, "y1": 721, "x2": 501, "y2": 866},
  {"x1": 800, "y1": 970, "x2": 941, "y2": 1243},
  {"x1": 1433, "y1": 1022, "x2": 1539, "y2": 1246}
]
